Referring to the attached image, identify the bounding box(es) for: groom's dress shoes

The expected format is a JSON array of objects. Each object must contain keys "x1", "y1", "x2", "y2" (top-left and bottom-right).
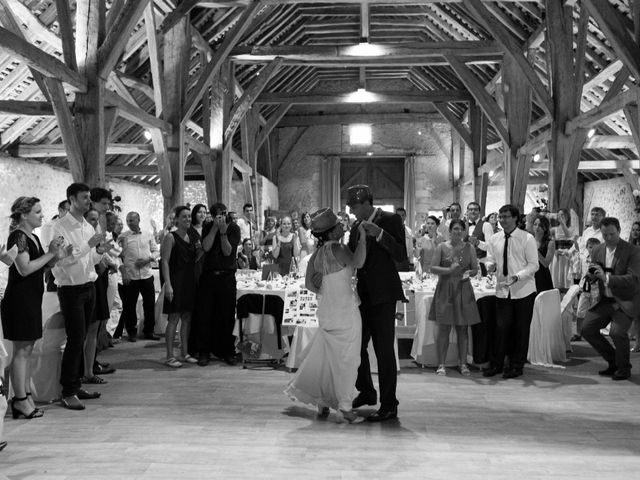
[
  {"x1": 482, "y1": 367, "x2": 503, "y2": 378},
  {"x1": 598, "y1": 365, "x2": 617, "y2": 376},
  {"x1": 352, "y1": 393, "x2": 377, "y2": 409},
  {"x1": 612, "y1": 369, "x2": 631, "y2": 381},
  {"x1": 367, "y1": 407, "x2": 398, "y2": 422}
]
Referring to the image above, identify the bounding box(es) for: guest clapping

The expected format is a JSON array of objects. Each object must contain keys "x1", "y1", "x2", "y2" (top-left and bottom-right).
[
  {"x1": 428, "y1": 219, "x2": 481, "y2": 376},
  {"x1": 1, "y1": 197, "x2": 62, "y2": 418},
  {"x1": 237, "y1": 238, "x2": 259, "y2": 270},
  {"x1": 272, "y1": 216, "x2": 300, "y2": 276},
  {"x1": 161, "y1": 206, "x2": 198, "y2": 368},
  {"x1": 416, "y1": 215, "x2": 443, "y2": 274}
]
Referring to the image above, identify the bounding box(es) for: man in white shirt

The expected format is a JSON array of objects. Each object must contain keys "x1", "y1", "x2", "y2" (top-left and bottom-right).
[
  {"x1": 236, "y1": 203, "x2": 257, "y2": 245},
  {"x1": 117, "y1": 212, "x2": 160, "y2": 341},
  {"x1": 396, "y1": 207, "x2": 413, "y2": 271},
  {"x1": 466, "y1": 201, "x2": 494, "y2": 275},
  {"x1": 575, "y1": 207, "x2": 605, "y2": 269},
  {"x1": 438, "y1": 202, "x2": 462, "y2": 241},
  {"x1": 484, "y1": 204, "x2": 539, "y2": 379},
  {"x1": 40, "y1": 200, "x2": 70, "y2": 291},
  {"x1": 52, "y1": 183, "x2": 108, "y2": 410}
]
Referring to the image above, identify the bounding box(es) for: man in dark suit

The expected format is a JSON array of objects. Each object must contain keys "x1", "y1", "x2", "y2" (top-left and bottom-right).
[
  {"x1": 581, "y1": 217, "x2": 640, "y2": 381},
  {"x1": 347, "y1": 185, "x2": 407, "y2": 421}
]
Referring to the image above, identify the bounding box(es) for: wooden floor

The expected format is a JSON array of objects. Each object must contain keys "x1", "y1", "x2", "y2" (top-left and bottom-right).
[{"x1": 2, "y1": 339, "x2": 640, "y2": 479}]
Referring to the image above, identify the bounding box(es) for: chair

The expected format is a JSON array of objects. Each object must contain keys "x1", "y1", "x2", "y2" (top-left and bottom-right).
[
  {"x1": 560, "y1": 284, "x2": 581, "y2": 352},
  {"x1": 528, "y1": 289, "x2": 566, "y2": 368}
]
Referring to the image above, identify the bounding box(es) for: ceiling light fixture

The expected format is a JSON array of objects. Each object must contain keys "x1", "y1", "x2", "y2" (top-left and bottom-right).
[
  {"x1": 143, "y1": 130, "x2": 152, "y2": 140},
  {"x1": 587, "y1": 128, "x2": 596, "y2": 138},
  {"x1": 533, "y1": 153, "x2": 541, "y2": 162}
]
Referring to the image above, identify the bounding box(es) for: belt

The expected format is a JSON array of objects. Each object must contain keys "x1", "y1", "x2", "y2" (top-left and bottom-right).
[
  {"x1": 58, "y1": 282, "x2": 94, "y2": 289},
  {"x1": 209, "y1": 270, "x2": 235, "y2": 276}
]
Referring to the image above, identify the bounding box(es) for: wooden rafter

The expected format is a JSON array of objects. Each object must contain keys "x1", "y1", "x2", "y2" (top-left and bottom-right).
[
  {"x1": 98, "y1": 0, "x2": 150, "y2": 79},
  {"x1": 462, "y1": 0, "x2": 552, "y2": 118},
  {"x1": 565, "y1": 87, "x2": 640, "y2": 135},
  {"x1": 54, "y1": 0, "x2": 77, "y2": 70},
  {"x1": 445, "y1": 54, "x2": 508, "y2": 144},
  {"x1": 433, "y1": 102, "x2": 472, "y2": 149},
  {"x1": 182, "y1": 0, "x2": 264, "y2": 124},
  {"x1": 223, "y1": 57, "x2": 283, "y2": 144},
  {"x1": 583, "y1": 0, "x2": 640, "y2": 85},
  {"x1": 0, "y1": 26, "x2": 86, "y2": 92},
  {"x1": 256, "y1": 90, "x2": 473, "y2": 104}
]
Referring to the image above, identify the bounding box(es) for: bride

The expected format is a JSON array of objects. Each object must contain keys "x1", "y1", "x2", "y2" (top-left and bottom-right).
[{"x1": 284, "y1": 208, "x2": 366, "y2": 423}]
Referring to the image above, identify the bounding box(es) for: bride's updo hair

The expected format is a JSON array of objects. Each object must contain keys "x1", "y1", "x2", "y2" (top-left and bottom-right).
[{"x1": 312, "y1": 224, "x2": 338, "y2": 248}]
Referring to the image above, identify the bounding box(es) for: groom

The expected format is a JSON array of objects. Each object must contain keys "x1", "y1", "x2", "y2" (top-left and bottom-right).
[{"x1": 347, "y1": 185, "x2": 407, "y2": 421}]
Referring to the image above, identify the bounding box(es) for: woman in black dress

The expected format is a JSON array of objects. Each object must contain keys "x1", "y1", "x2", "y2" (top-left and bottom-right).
[
  {"x1": 161, "y1": 206, "x2": 197, "y2": 368},
  {"x1": 1, "y1": 197, "x2": 61, "y2": 419},
  {"x1": 532, "y1": 215, "x2": 555, "y2": 293}
]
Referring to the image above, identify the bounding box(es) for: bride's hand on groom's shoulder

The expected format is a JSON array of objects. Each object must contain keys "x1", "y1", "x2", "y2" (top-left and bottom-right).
[{"x1": 360, "y1": 221, "x2": 381, "y2": 238}]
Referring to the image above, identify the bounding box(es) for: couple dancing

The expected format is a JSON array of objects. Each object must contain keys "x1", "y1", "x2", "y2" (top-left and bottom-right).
[{"x1": 285, "y1": 185, "x2": 407, "y2": 423}]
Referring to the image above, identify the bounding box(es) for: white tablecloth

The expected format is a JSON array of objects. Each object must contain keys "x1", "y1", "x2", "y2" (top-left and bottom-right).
[{"x1": 410, "y1": 284, "x2": 495, "y2": 367}]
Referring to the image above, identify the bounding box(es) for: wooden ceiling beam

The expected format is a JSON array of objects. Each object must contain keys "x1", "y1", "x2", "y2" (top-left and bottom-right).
[
  {"x1": 0, "y1": 26, "x2": 86, "y2": 92},
  {"x1": 0, "y1": 100, "x2": 55, "y2": 116},
  {"x1": 583, "y1": 0, "x2": 640, "y2": 85},
  {"x1": 445, "y1": 54, "x2": 509, "y2": 144},
  {"x1": 463, "y1": 0, "x2": 552, "y2": 117},
  {"x1": 231, "y1": 41, "x2": 503, "y2": 62},
  {"x1": 224, "y1": 57, "x2": 284, "y2": 144},
  {"x1": 256, "y1": 90, "x2": 473, "y2": 104},
  {"x1": 565, "y1": 87, "x2": 640, "y2": 136},
  {"x1": 276, "y1": 112, "x2": 441, "y2": 127},
  {"x1": 104, "y1": 90, "x2": 172, "y2": 133},
  {"x1": 13, "y1": 143, "x2": 155, "y2": 158},
  {"x1": 54, "y1": 0, "x2": 77, "y2": 70},
  {"x1": 98, "y1": 0, "x2": 151, "y2": 79},
  {"x1": 433, "y1": 102, "x2": 473, "y2": 149},
  {"x1": 182, "y1": 0, "x2": 264, "y2": 124}
]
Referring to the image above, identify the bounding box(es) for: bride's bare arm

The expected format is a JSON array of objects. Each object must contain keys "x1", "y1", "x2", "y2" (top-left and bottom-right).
[
  {"x1": 305, "y1": 250, "x2": 321, "y2": 294},
  {"x1": 334, "y1": 224, "x2": 366, "y2": 269}
]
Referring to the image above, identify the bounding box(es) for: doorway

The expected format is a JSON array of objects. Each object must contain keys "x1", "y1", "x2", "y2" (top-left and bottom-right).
[{"x1": 340, "y1": 157, "x2": 405, "y2": 210}]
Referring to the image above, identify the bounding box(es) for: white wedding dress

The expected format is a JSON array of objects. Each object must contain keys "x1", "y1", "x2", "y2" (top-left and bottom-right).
[{"x1": 284, "y1": 241, "x2": 362, "y2": 412}]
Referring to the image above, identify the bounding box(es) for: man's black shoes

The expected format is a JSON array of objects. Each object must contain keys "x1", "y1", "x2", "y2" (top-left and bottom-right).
[{"x1": 352, "y1": 394, "x2": 377, "y2": 409}]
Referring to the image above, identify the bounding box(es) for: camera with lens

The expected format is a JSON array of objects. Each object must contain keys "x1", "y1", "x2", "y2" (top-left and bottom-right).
[{"x1": 588, "y1": 267, "x2": 598, "y2": 275}]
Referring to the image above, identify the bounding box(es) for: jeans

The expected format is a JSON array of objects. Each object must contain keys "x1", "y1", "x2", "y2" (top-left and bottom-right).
[
  {"x1": 581, "y1": 300, "x2": 633, "y2": 371},
  {"x1": 58, "y1": 283, "x2": 96, "y2": 397}
]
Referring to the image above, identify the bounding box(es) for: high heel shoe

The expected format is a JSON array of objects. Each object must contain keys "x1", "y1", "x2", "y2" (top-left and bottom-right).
[
  {"x1": 26, "y1": 392, "x2": 44, "y2": 417},
  {"x1": 11, "y1": 397, "x2": 43, "y2": 419}
]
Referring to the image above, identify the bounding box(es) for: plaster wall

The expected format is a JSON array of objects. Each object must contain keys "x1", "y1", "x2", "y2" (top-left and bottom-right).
[{"x1": 583, "y1": 176, "x2": 640, "y2": 239}]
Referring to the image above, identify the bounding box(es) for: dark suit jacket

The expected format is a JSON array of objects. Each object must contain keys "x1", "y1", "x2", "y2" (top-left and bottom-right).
[
  {"x1": 590, "y1": 239, "x2": 640, "y2": 318},
  {"x1": 348, "y1": 208, "x2": 406, "y2": 306}
]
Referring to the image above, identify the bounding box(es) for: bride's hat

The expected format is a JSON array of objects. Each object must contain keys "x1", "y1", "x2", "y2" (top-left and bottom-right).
[{"x1": 310, "y1": 207, "x2": 341, "y2": 233}]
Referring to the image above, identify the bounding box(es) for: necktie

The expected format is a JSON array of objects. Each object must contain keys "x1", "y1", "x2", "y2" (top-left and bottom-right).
[
  {"x1": 503, "y1": 233, "x2": 510, "y2": 276},
  {"x1": 469, "y1": 221, "x2": 476, "y2": 226}
]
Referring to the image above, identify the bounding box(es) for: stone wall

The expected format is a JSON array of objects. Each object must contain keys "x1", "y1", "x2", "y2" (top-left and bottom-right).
[
  {"x1": 583, "y1": 176, "x2": 640, "y2": 239},
  {"x1": 276, "y1": 120, "x2": 455, "y2": 228},
  {"x1": 0, "y1": 155, "x2": 278, "y2": 285}
]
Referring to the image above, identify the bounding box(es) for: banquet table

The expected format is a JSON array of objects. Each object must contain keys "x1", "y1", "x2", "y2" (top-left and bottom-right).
[{"x1": 410, "y1": 277, "x2": 497, "y2": 367}]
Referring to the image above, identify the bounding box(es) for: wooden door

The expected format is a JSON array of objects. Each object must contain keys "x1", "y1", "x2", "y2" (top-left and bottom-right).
[{"x1": 340, "y1": 157, "x2": 404, "y2": 209}]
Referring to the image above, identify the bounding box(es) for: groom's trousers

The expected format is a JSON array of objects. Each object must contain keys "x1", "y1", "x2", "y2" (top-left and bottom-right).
[{"x1": 356, "y1": 301, "x2": 398, "y2": 409}]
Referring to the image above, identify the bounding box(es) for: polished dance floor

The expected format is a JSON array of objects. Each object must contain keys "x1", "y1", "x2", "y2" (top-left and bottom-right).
[{"x1": 2, "y1": 338, "x2": 640, "y2": 479}]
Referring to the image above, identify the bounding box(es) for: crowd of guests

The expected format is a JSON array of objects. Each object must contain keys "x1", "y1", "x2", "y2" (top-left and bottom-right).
[{"x1": 0, "y1": 182, "x2": 639, "y2": 441}]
